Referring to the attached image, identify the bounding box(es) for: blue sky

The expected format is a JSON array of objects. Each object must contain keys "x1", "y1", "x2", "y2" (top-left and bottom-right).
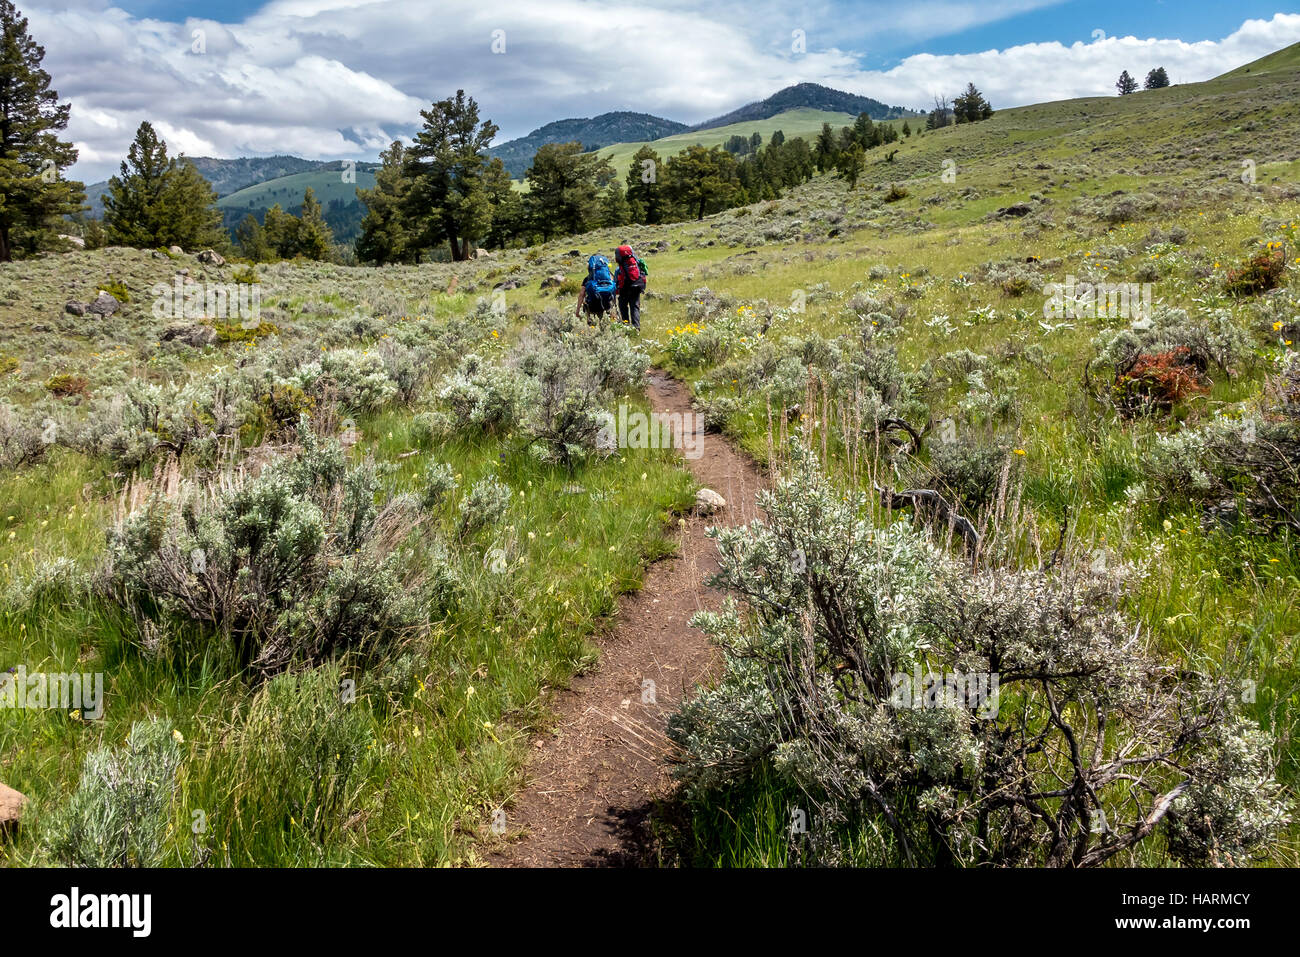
[{"x1": 26, "y1": 1, "x2": 1300, "y2": 180}]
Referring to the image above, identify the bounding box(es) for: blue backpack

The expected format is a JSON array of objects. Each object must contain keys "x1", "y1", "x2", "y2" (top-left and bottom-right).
[{"x1": 587, "y1": 254, "x2": 616, "y2": 294}]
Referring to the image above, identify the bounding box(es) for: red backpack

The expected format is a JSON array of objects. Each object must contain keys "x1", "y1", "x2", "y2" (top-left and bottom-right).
[{"x1": 616, "y1": 245, "x2": 644, "y2": 286}]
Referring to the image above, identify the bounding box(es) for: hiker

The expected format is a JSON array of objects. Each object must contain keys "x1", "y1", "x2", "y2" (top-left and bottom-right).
[
  {"x1": 575, "y1": 252, "x2": 617, "y2": 323},
  {"x1": 613, "y1": 244, "x2": 647, "y2": 331}
]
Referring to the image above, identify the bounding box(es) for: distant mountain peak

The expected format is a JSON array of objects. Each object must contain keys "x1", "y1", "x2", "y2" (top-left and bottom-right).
[{"x1": 693, "y1": 83, "x2": 918, "y2": 131}]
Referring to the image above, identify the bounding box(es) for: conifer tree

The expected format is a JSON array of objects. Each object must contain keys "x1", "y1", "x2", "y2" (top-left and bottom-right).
[{"x1": 0, "y1": 0, "x2": 84, "y2": 261}]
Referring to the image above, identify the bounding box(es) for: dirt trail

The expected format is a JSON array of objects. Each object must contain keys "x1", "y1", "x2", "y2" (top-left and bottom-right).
[{"x1": 488, "y1": 370, "x2": 767, "y2": 867}]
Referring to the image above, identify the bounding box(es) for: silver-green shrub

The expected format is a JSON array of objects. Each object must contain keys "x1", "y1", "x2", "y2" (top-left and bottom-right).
[
  {"x1": 44, "y1": 719, "x2": 182, "y2": 867},
  {"x1": 669, "y1": 443, "x2": 1289, "y2": 866}
]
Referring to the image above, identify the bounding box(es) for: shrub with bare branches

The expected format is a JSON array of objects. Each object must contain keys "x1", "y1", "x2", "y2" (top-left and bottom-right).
[{"x1": 669, "y1": 444, "x2": 1289, "y2": 866}]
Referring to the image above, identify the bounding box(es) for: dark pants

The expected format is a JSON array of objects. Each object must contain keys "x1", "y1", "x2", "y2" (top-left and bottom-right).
[
  {"x1": 618, "y1": 287, "x2": 642, "y2": 329},
  {"x1": 584, "y1": 289, "x2": 614, "y2": 321}
]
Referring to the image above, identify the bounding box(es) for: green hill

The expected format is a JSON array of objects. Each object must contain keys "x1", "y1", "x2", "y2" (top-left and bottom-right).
[
  {"x1": 216, "y1": 163, "x2": 378, "y2": 244},
  {"x1": 1216, "y1": 39, "x2": 1300, "y2": 78},
  {"x1": 84, "y1": 155, "x2": 330, "y2": 217},
  {"x1": 591, "y1": 107, "x2": 900, "y2": 180},
  {"x1": 489, "y1": 111, "x2": 688, "y2": 179}
]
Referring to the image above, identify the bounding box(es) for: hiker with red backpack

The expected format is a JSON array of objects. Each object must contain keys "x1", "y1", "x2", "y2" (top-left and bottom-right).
[
  {"x1": 575, "y1": 252, "x2": 617, "y2": 323},
  {"x1": 613, "y1": 244, "x2": 647, "y2": 331}
]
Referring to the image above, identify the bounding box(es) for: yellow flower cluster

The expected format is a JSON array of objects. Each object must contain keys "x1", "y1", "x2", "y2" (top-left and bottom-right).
[{"x1": 669, "y1": 322, "x2": 702, "y2": 336}]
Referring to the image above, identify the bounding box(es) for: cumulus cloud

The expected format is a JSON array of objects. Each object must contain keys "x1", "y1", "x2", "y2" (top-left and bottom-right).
[{"x1": 22, "y1": 1, "x2": 1300, "y2": 182}]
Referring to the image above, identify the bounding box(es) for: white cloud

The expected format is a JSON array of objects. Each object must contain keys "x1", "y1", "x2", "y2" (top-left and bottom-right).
[
  {"x1": 851, "y1": 14, "x2": 1300, "y2": 109},
  {"x1": 23, "y1": 1, "x2": 1300, "y2": 183}
]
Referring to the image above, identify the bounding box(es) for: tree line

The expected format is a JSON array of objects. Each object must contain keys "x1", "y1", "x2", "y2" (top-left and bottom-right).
[{"x1": 352, "y1": 87, "x2": 990, "y2": 264}]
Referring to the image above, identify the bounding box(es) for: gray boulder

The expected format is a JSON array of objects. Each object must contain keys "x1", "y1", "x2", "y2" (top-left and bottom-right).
[
  {"x1": 87, "y1": 290, "x2": 119, "y2": 317},
  {"x1": 695, "y1": 488, "x2": 726, "y2": 515},
  {"x1": 160, "y1": 322, "x2": 217, "y2": 348}
]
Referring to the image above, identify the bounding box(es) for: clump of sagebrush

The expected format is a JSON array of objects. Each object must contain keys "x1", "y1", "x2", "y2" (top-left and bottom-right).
[
  {"x1": 43, "y1": 719, "x2": 182, "y2": 867},
  {"x1": 921, "y1": 435, "x2": 1021, "y2": 513},
  {"x1": 0, "y1": 403, "x2": 49, "y2": 468},
  {"x1": 514, "y1": 328, "x2": 650, "y2": 469},
  {"x1": 437, "y1": 326, "x2": 649, "y2": 469},
  {"x1": 702, "y1": 332, "x2": 931, "y2": 448},
  {"x1": 1086, "y1": 306, "x2": 1252, "y2": 417},
  {"x1": 438, "y1": 352, "x2": 535, "y2": 433},
  {"x1": 668, "y1": 443, "x2": 1289, "y2": 867},
  {"x1": 457, "y1": 474, "x2": 513, "y2": 538},
  {"x1": 105, "y1": 420, "x2": 443, "y2": 674},
  {"x1": 1134, "y1": 353, "x2": 1300, "y2": 534}
]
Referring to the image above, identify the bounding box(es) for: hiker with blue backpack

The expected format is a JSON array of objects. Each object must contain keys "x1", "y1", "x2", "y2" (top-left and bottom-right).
[
  {"x1": 576, "y1": 253, "x2": 617, "y2": 323},
  {"x1": 613, "y1": 244, "x2": 647, "y2": 331}
]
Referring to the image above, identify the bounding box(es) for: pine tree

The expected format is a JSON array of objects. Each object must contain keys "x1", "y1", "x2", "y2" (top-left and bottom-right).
[
  {"x1": 482, "y1": 157, "x2": 524, "y2": 249},
  {"x1": 835, "y1": 144, "x2": 866, "y2": 190},
  {"x1": 357, "y1": 140, "x2": 412, "y2": 264},
  {"x1": 404, "y1": 90, "x2": 497, "y2": 261},
  {"x1": 523, "y1": 141, "x2": 611, "y2": 240},
  {"x1": 814, "y1": 122, "x2": 837, "y2": 172},
  {"x1": 295, "y1": 187, "x2": 333, "y2": 260},
  {"x1": 162, "y1": 158, "x2": 225, "y2": 250},
  {"x1": 0, "y1": 0, "x2": 84, "y2": 261},
  {"x1": 664, "y1": 145, "x2": 739, "y2": 220},
  {"x1": 263, "y1": 204, "x2": 297, "y2": 259},
  {"x1": 235, "y1": 214, "x2": 270, "y2": 261},
  {"x1": 1144, "y1": 67, "x2": 1170, "y2": 89},
  {"x1": 852, "y1": 112, "x2": 875, "y2": 148},
  {"x1": 103, "y1": 122, "x2": 169, "y2": 247},
  {"x1": 83, "y1": 217, "x2": 105, "y2": 250},
  {"x1": 1116, "y1": 70, "x2": 1138, "y2": 95},
  {"x1": 598, "y1": 180, "x2": 631, "y2": 228},
  {"x1": 626, "y1": 145, "x2": 665, "y2": 225},
  {"x1": 103, "y1": 122, "x2": 223, "y2": 250},
  {"x1": 953, "y1": 83, "x2": 994, "y2": 123}
]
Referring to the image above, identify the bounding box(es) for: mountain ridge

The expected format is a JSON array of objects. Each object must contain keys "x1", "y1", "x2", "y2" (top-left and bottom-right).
[{"x1": 692, "y1": 82, "x2": 918, "y2": 130}]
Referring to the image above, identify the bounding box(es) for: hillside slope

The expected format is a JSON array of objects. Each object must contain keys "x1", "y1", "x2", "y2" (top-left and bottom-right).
[
  {"x1": 84, "y1": 155, "x2": 330, "y2": 217},
  {"x1": 591, "y1": 106, "x2": 882, "y2": 180},
  {"x1": 216, "y1": 162, "x2": 378, "y2": 243},
  {"x1": 489, "y1": 111, "x2": 688, "y2": 178}
]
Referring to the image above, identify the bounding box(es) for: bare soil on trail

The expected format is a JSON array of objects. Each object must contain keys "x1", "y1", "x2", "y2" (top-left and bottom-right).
[{"x1": 487, "y1": 370, "x2": 768, "y2": 867}]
